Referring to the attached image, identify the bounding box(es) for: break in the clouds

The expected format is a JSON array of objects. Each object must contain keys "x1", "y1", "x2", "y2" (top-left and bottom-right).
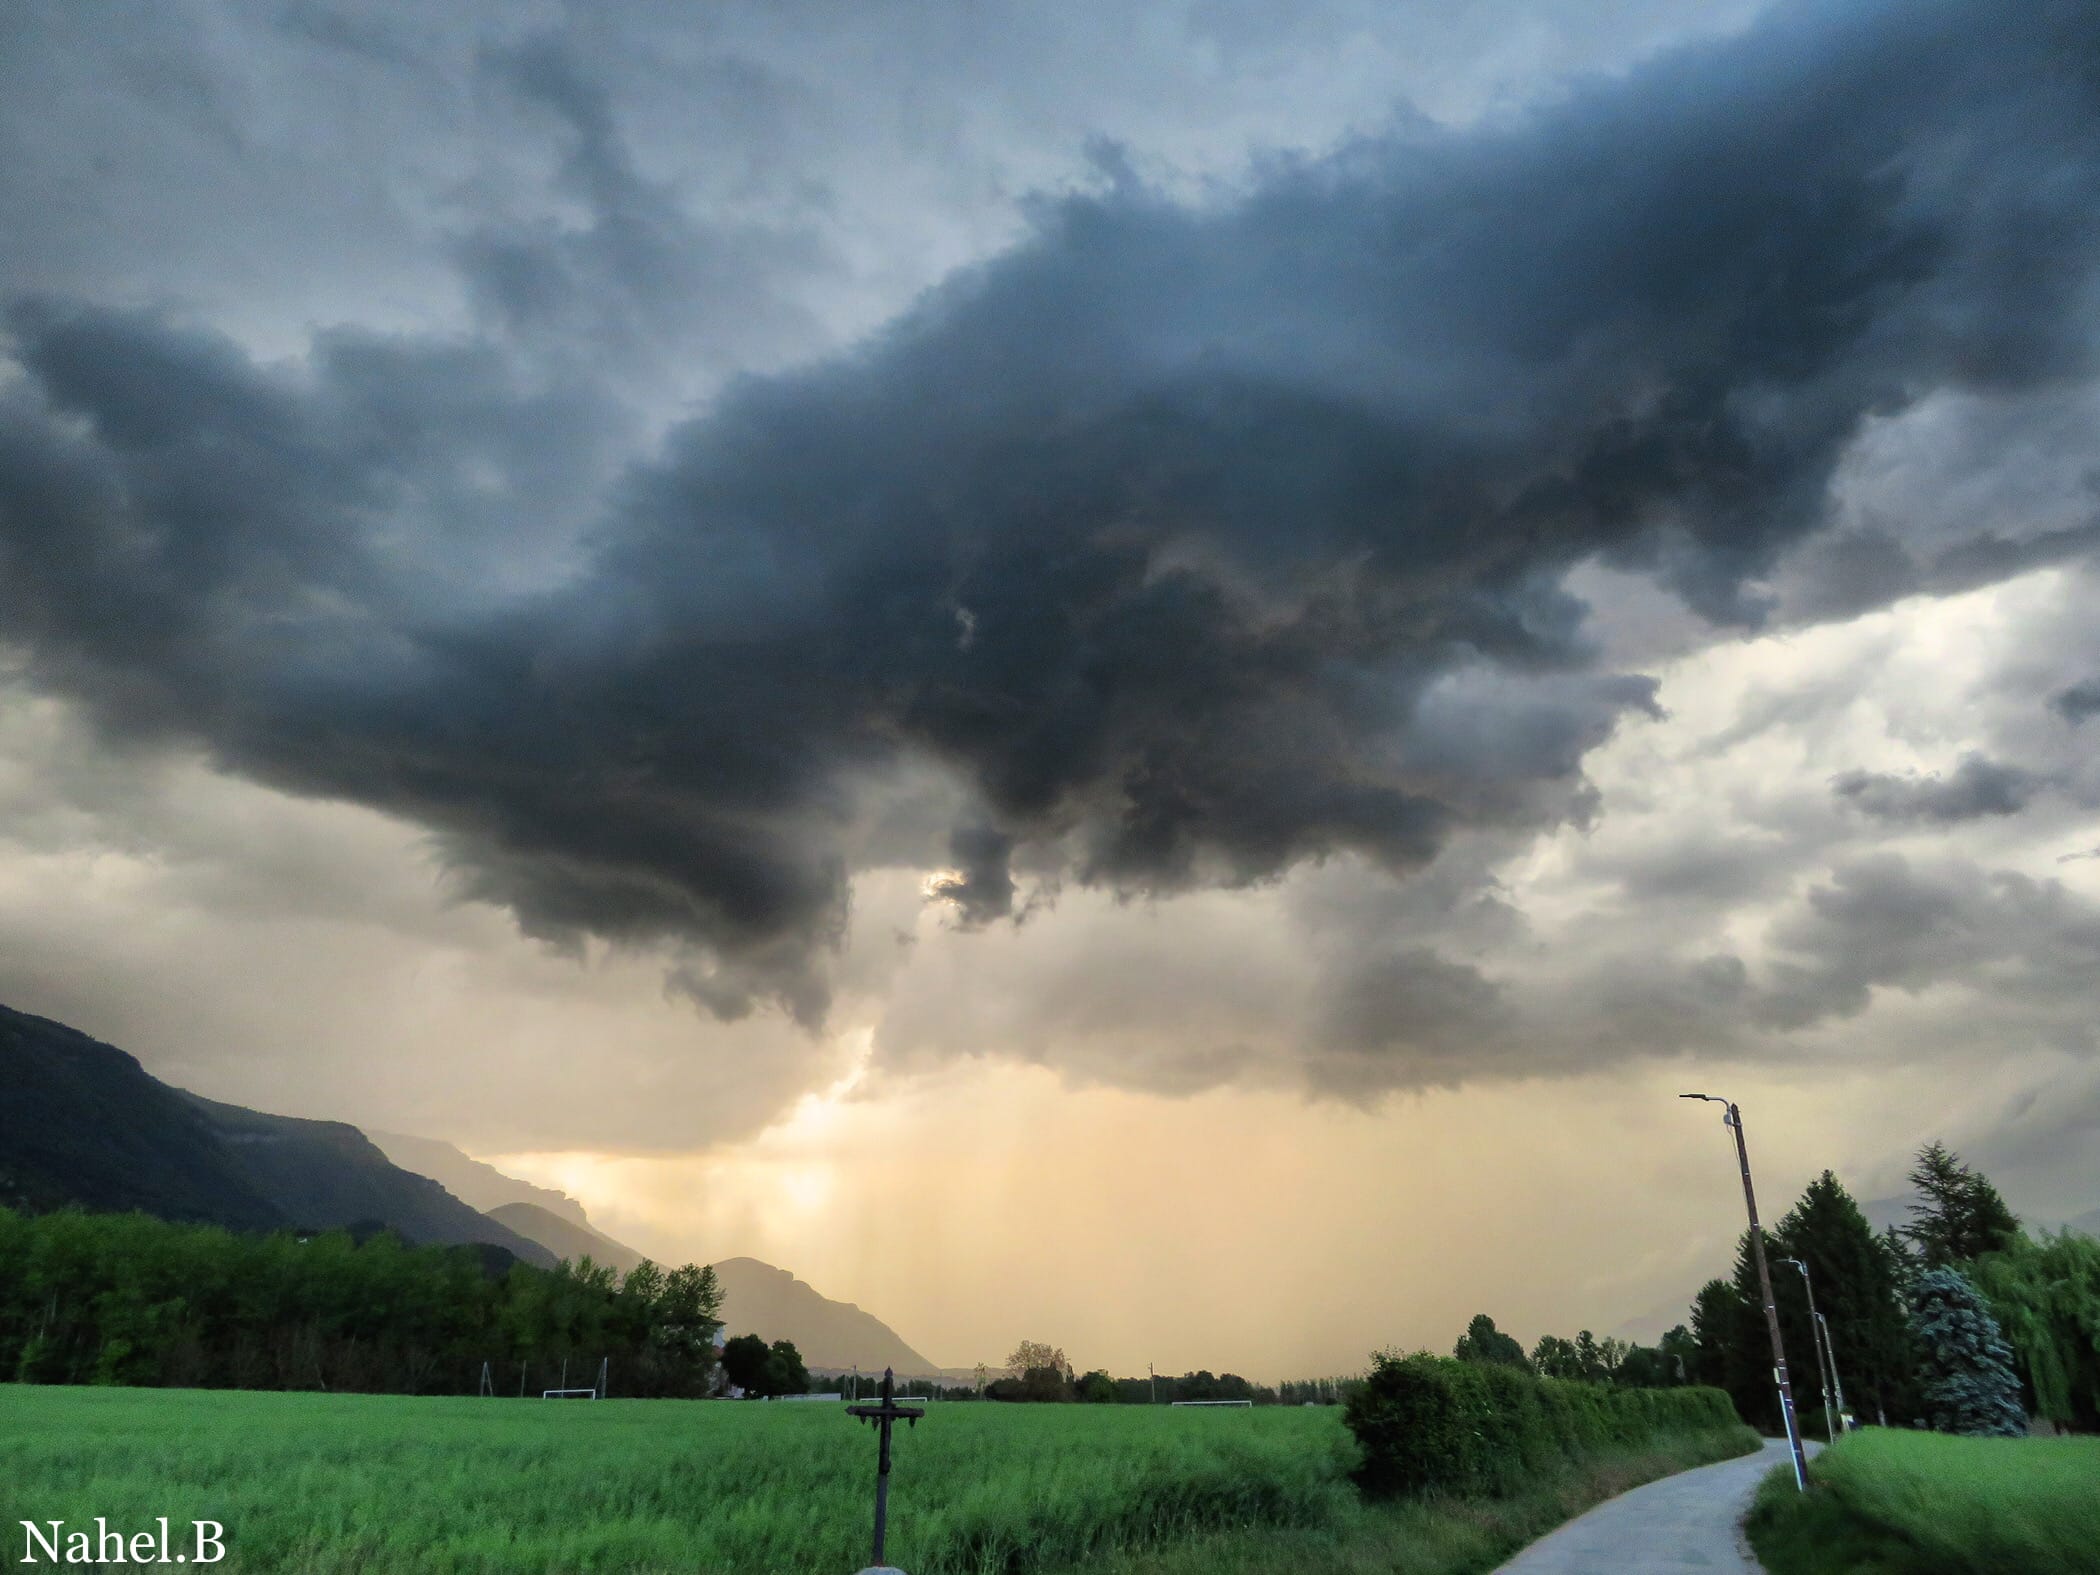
[{"x1": 3, "y1": 0, "x2": 2100, "y2": 1144}]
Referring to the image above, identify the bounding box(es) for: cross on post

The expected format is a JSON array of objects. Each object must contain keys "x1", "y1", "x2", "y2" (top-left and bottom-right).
[{"x1": 845, "y1": 1366, "x2": 924, "y2": 1570}]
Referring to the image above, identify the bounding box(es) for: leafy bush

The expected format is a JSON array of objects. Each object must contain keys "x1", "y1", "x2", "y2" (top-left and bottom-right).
[
  {"x1": 1968, "y1": 1231, "x2": 2100, "y2": 1432},
  {"x1": 1342, "y1": 1350, "x2": 1739, "y2": 1497},
  {"x1": 985, "y1": 1365, "x2": 1074, "y2": 1402}
]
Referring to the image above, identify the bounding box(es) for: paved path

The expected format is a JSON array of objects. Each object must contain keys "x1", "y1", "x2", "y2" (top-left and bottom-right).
[{"x1": 1492, "y1": 1439, "x2": 1813, "y2": 1574}]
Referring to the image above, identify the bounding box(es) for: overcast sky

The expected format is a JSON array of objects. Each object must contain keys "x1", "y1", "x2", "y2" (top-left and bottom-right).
[{"x1": 3, "y1": 0, "x2": 2097, "y2": 1378}]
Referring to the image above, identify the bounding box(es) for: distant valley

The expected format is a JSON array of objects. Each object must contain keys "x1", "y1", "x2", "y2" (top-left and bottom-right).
[{"x1": 0, "y1": 1001, "x2": 940, "y2": 1376}]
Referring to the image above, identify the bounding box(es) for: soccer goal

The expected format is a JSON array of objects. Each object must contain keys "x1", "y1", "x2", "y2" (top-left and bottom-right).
[
  {"x1": 541, "y1": 1356, "x2": 609, "y2": 1398},
  {"x1": 1169, "y1": 1399, "x2": 1253, "y2": 1407}
]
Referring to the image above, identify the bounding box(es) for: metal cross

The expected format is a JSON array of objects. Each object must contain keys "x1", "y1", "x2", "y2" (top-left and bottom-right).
[{"x1": 845, "y1": 1366, "x2": 924, "y2": 1569}]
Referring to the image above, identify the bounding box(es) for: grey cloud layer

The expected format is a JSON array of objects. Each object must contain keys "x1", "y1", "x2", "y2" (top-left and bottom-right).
[
  {"x1": 3, "y1": 0, "x2": 2098, "y2": 1034},
  {"x1": 1833, "y1": 754, "x2": 2043, "y2": 823}
]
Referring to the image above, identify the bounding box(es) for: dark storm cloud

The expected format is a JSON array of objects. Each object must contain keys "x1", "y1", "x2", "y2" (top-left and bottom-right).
[
  {"x1": 1832, "y1": 753, "x2": 2043, "y2": 823},
  {"x1": 3, "y1": 0, "x2": 2098, "y2": 1028},
  {"x1": 2052, "y1": 678, "x2": 2100, "y2": 723},
  {"x1": 927, "y1": 825, "x2": 1021, "y2": 927},
  {"x1": 1310, "y1": 946, "x2": 1514, "y2": 1093}
]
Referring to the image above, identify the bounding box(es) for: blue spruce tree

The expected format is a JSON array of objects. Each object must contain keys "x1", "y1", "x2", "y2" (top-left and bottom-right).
[{"x1": 1907, "y1": 1267, "x2": 2026, "y2": 1437}]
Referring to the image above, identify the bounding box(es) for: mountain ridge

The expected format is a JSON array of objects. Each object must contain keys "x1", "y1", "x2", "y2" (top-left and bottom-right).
[
  {"x1": 0, "y1": 1002, "x2": 285, "y2": 1230},
  {"x1": 484, "y1": 1201, "x2": 941, "y2": 1374},
  {"x1": 0, "y1": 1000, "x2": 554, "y2": 1267},
  {"x1": 181, "y1": 1092, "x2": 558, "y2": 1265},
  {"x1": 369, "y1": 1132, "x2": 590, "y2": 1228},
  {"x1": 3, "y1": 997, "x2": 941, "y2": 1373}
]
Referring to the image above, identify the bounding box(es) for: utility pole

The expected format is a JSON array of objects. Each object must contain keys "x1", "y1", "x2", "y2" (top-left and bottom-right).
[
  {"x1": 845, "y1": 1368, "x2": 923, "y2": 1570},
  {"x1": 1817, "y1": 1312, "x2": 1849, "y2": 1434},
  {"x1": 1149, "y1": 1362, "x2": 1156, "y2": 1405},
  {"x1": 1780, "y1": 1258, "x2": 1842, "y2": 1443},
  {"x1": 1681, "y1": 1094, "x2": 1810, "y2": 1491}
]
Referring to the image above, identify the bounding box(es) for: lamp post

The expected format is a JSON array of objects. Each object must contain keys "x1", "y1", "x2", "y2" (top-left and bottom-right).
[
  {"x1": 1816, "y1": 1311, "x2": 1849, "y2": 1435},
  {"x1": 1780, "y1": 1268, "x2": 1847, "y2": 1453},
  {"x1": 1780, "y1": 1268, "x2": 1831, "y2": 1453},
  {"x1": 1680, "y1": 1094, "x2": 1810, "y2": 1491}
]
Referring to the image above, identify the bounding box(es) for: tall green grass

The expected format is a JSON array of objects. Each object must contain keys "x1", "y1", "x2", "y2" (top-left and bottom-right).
[
  {"x1": 1092, "y1": 1426, "x2": 1761, "y2": 1575},
  {"x1": 0, "y1": 1386, "x2": 1352, "y2": 1573},
  {"x1": 1, "y1": 1384, "x2": 1758, "y2": 1574},
  {"x1": 1746, "y1": 1428, "x2": 2100, "y2": 1575}
]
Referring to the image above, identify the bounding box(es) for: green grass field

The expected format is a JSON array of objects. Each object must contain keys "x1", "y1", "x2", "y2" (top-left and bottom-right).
[
  {"x1": 1746, "y1": 1427, "x2": 2100, "y2": 1575},
  {"x1": 0, "y1": 1385, "x2": 1755, "y2": 1574}
]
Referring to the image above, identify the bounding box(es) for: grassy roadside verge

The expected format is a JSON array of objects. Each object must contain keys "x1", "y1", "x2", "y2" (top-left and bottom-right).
[
  {"x1": 1071, "y1": 1424, "x2": 1762, "y2": 1575},
  {"x1": 1745, "y1": 1429, "x2": 2100, "y2": 1575}
]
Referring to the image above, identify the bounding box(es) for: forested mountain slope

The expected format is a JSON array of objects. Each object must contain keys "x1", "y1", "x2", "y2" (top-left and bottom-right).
[
  {"x1": 0, "y1": 1002, "x2": 283, "y2": 1229},
  {"x1": 0, "y1": 1001, "x2": 552, "y2": 1266}
]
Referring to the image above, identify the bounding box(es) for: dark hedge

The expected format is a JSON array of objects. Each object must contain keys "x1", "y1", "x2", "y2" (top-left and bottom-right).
[{"x1": 1344, "y1": 1351, "x2": 1742, "y2": 1497}]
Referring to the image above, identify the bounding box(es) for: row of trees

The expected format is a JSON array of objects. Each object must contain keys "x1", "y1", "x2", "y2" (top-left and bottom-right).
[
  {"x1": 719, "y1": 1333, "x2": 810, "y2": 1397},
  {"x1": 1683, "y1": 1144, "x2": 2096, "y2": 1434},
  {"x1": 1454, "y1": 1315, "x2": 1703, "y2": 1390},
  {"x1": 1437, "y1": 1142, "x2": 2094, "y2": 1439},
  {"x1": 0, "y1": 1206, "x2": 726, "y2": 1396},
  {"x1": 985, "y1": 1340, "x2": 1287, "y2": 1404}
]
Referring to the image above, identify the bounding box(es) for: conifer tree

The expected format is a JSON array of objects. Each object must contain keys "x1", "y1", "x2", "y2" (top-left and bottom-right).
[
  {"x1": 1904, "y1": 1142, "x2": 2020, "y2": 1266},
  {"x1": 1773, "y1": 1170, "x2": 1914, "y2": 1426},
  {"x1": 1907, "y1": 1266, "x2": 2027, "y2": 1437},
  {"x1": 1687, "y1": 1279, "x2": 1740, "y2": 1390},
  {"x1": 1715, "y1": 1236, "x2": 1784, "y2": 1432}
]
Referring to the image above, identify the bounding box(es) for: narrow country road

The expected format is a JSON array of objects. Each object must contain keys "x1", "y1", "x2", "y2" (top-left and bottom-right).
[{"x1": 1493, "y1": 1438, "x2": 1817, "y2": 1574}]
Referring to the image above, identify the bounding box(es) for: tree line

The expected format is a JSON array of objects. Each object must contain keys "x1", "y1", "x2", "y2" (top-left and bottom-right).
[
  {"x1": 1436, "y1": 1141, "x2": 2096, "y2": 1439},
  {"x1": 0, "y1": 1206, "x2": 726, "y2": 1396},
  {"x1": 1680, "y1": 1143, "x2": 2096, "y2": 1435},
  {"x1": 977, "y1": 1340, "x2": 1290, "y2": 1404}
]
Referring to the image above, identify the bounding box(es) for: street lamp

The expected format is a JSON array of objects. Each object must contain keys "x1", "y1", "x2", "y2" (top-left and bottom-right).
[
  {"x1": 1816, "y1": 1311, "x2": 1849, "y2": 1437},
  {"x1": 1680, "y1": 1094, "x2": 1811, "y2": 1491},
  {"x1": 1780, "y1": 1268, "x2": 1847, "y2": 1453},
  {"x1": 1779, "y1": 1257, "x2": 1846, "y2": 1444}
]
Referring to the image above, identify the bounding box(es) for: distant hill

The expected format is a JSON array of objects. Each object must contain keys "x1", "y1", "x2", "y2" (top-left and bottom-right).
[
  {"x1": 0, "y1": 1000, "x2": 553, "y2": 1267},
  {"x1": 1608, "y1": 1295, "x2": 1689, "y2": 1348},
  {"x1": 369, "y1": 1132, "x2": 589, "y2": 1227},
  {"x1": 484, "y1": 1197, "x2": 940, "y2": 1374},
  {"x1": 487, "y1": 1201, "x2": 644, "y2": 1273},
  {"x1": 713, "y1": 1257, "x2": 938, "y2": 1377},
  {"x1": 183, "y1": 1094, "x2": 556, "y2": 1266}
]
